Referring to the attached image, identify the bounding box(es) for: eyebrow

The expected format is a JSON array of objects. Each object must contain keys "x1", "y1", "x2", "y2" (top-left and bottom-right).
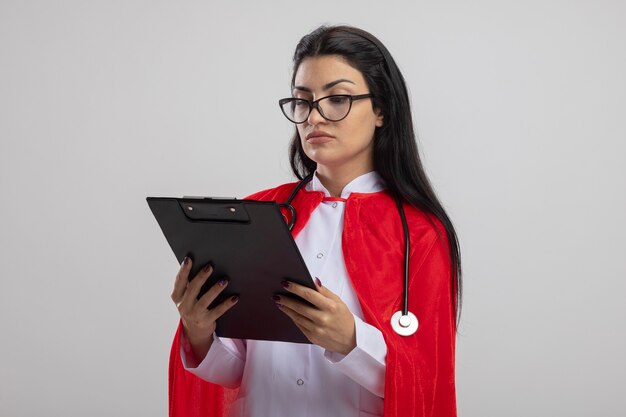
[{"x1": 292, "y1": 78, "x2": 356, "y2": 93}]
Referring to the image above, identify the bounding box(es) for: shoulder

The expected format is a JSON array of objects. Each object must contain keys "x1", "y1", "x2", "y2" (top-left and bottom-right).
[
  {"x1": 405, "y1": 204, "x2": 449, "y2": 254},
  {"x1": 407, "y1": 204, "x2": 447, "y2": 239},
  {"x1": 244, "y1": 181, "x2": 299, "y2": 202},
  {"x1": 356, "y1": 191, "x2": 447, "y2": 234},
  {"x1": 373, "y1": 192, "x2": 450, "y2": 253},
  {"x1": 347, "y1": 191, "x2": 449, "y2": 253}
]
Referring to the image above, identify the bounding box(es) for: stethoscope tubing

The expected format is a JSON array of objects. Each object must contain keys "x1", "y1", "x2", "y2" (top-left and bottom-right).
[
  {"x1": 394, "y1": 194, "x2": 410, "y2": 317},
  {"x1": 280, "y1": 172, "x2": 417, "y2": 336}
]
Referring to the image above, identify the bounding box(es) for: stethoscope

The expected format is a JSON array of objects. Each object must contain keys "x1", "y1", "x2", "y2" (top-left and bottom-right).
[{"x1": 278, "y1": 172, "x2": 418, "y2": 336}]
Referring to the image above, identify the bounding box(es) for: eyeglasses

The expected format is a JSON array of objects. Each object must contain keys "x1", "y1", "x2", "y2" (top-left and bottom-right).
[{"x1": 278, "y1": 94, "x2": 373, "y2": 124}]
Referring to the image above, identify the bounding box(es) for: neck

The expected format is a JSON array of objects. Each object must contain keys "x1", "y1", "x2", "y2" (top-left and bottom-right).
[{"x1": 315, "y1": 161, "x2": 374, "y2": 197}]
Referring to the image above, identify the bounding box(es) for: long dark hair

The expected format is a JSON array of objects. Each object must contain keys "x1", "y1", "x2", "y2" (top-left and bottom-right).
[{"x1": 288, "y1": 25, "x2": 463, "y2": 328}]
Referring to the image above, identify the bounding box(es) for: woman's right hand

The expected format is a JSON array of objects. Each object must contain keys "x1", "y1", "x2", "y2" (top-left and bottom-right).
[{"x1": 171, "y1": 256, "x2": 239, "y2": 362}]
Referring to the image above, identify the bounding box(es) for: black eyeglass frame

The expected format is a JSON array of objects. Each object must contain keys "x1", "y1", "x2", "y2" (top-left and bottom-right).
[{"x1": 278, "y1": 93, "x2": 373, "y2": 124}]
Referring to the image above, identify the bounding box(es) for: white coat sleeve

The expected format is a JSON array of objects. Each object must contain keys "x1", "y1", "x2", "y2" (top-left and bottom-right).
[
  {"x1": 180, "y1": 332, "x2": 247, "y2": 389},
  {"x1": 324, "y1": 314, "x2": 387, "y2": 398}
]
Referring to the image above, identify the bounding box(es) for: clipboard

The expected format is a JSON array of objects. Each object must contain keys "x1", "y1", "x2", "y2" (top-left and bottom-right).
[{"x1": 147, "y1": 196, "x2": 315, "y2": 344}]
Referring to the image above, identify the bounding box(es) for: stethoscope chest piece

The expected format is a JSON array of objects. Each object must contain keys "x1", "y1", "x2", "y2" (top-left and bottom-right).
[{"x1": 391, "y1": 310, "x2": 418, "y2": 336}]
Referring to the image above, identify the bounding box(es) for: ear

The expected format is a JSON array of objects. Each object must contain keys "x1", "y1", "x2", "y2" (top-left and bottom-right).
[{"x1": 374, "y1": 109, "x2": 384, "y2": 127}]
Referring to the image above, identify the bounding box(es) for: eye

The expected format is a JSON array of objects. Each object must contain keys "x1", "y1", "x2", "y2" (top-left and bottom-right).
[
  {"x1": 293, "y1": 99, "x2": 309, "y2": 107},
  {"x1": 327, "y1": 96, "x2": 350, "y2": 105}
]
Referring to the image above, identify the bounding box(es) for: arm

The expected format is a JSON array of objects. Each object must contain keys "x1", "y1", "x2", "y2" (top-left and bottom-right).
[
  {"x1": 324, "y1": 314, "x2": 387, "y2": 397},
  {"x1": 180, "y1": 331, "x2": 246, "y2": 389},
  {"x1": 383, "y1": 230, "x2": 457, "y2": 416},
  {"x1": 276, "y1": 279, "x2": 387, "y2": 397},
  {"x1": 170, "y1": 257, "x2": 243, "y2": 388}
]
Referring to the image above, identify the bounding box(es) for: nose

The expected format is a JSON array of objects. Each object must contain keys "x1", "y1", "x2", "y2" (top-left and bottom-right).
[{"x1": 306, "y1": 104, "x2": 326, "y2": 126}]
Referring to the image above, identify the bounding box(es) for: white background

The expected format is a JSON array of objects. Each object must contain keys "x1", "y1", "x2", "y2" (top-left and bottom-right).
[{"x1": 1, "y1": 1, "x2": 625, "y2": 416}]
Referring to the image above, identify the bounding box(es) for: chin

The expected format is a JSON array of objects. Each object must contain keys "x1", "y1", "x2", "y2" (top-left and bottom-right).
[{"x1": 303, "y1": 148, "x2": 339, "y2": 167}]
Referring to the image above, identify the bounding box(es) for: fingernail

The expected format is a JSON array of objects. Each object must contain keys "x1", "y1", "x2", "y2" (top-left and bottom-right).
[
  {"x1": 231, "y1": 295, "x2": 239, "y2": 303},
  {"x1": 315, "y1": 277, "x2": 322, "y2": 287},
  {"x1": 182, "y1": 256, "x2": 189, "y2": 266},
  {"x1": 276, "y1": 303, "x2": 284, "y2": 310},
  {"x1": 281, "y1": 281, "x2": 290, "y2": 289},
  {"x1": 218, "y1": 279, "x2": 228, "y2": 287},
  {"x1": 203, "y1": 264, "x2": 213, "y2": 273},
  {"x1": 272, "y1": 295, "x2": 281, "y2": 301}
]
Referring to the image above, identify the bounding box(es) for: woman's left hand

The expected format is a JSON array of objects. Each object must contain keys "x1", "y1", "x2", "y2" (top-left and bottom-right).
[{"x1": 275, "y1": 278, "x2": 356, "y2": 355}]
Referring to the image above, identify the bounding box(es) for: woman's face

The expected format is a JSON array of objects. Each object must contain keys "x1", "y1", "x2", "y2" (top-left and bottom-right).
[{"x1": 292, "y1": 55, "x2": 383, "y2": 173}]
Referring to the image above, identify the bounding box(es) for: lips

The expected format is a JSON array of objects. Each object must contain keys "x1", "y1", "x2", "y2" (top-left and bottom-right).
[{"x1": 305, "y1": 130, "x2": 334, "y2": 144}]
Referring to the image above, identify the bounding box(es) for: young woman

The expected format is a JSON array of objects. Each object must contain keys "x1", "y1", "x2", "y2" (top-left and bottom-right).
[{"x1": 169, "y1": 25, "x2": 462, "y2": 417}]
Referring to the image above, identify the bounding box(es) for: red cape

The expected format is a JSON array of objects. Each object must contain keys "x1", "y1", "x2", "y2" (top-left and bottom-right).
[{"x1": 169, "y1": 182, "x2": 457, "y2": 417}]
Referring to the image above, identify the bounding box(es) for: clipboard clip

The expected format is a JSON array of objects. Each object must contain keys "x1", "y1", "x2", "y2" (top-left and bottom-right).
[
  {"x1": 178, "y1": 198, "x2": 250, "y2": 223},
  {"x1": 182, "y1": 196, "x2": 236, "y2": 200}
]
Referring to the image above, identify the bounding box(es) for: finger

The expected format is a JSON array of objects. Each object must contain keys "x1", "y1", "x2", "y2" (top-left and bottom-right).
[
  {"x1": 277, "y1": 303, "x2": 315, "y2": 332},
  {"x1": 313, "y1": 277, "x2": 340, "y2": 301},
  {"x1": 279, "y1": 312, "x2": 313, "y2": 344},
  {"x1": 179, "y1": 263, "x2": 214, "y2": 309},
  {"x1": 171, "y1": 256, "x2": 192, "y2": 305},
  {"x1": 275, "y1": 295, "x2": 323, "y2": 323},
  {"x1": 282, "y1": 281, "x2": 332, "y2": 310},
  {"x1": 289, "y1": 319, "x2": 314, "y2": 344},
  {"x1": 195, "y1": 279, "x2": 230, "y2": 311},
  {"x1": 207, "y1": 295, "x2": 240, "y2": 322}
]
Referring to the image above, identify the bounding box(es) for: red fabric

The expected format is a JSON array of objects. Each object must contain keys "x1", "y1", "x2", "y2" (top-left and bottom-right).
[
  {"x1": 169, "y1": 182, "x2": 457, "y2": 417},
  {"x1": 169, "y1": 324, "x2": 233, "y2": 417},
  {"x1": 321, "y1": 196, "x2": 347, "y2": 202}
]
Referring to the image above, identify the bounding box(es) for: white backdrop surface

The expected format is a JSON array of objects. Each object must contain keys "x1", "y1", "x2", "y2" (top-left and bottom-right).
[{"x1": 1, "y1": 1, "x2": 625, "y2": 416}]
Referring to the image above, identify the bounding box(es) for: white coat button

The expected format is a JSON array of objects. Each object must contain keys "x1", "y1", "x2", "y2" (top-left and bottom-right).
[
  {"x1": 332, "y1": 202, "x2": 338, "y2": 208},
  {"x1": 316, "y1": 253, "x2": 324, "y2": 259},
  {"x1": 297, "y1": 379, "x2": 304, "y2": 386}
]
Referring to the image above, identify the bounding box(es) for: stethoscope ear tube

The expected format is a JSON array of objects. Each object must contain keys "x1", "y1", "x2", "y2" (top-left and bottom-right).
[
  {"x1": 278, "y1": 202, "x2": 297, "y2": 231},
  {"x1": 280, "y1": 172, "x2": 315, "y2": 231}
]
